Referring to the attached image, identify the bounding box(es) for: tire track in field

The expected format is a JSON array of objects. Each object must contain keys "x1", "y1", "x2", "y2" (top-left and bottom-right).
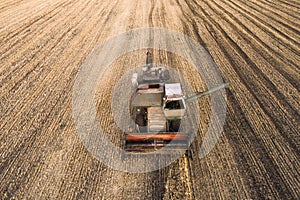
[
  {"x1": 212, "y1": 0, "x2": 300, "y2": 69},
  {"x1": 247, "y1": 0, "x2": 300, "y2": 33},
  {"x1": 0, "y1": 0, "x2": 93, "y2": 129},
  {"x1": 0, "y1": 0, "x2": 33, "y2": 15},
  {"x1": 159, "y1": 0, "x2": 167, "y2": 28},
  {"x1": 188, "y1": 7, "x2": 300, "y2": 197},
  {"x1": 278, "y1": 0, "x2": 300, "y2": 10},
  {"x1": 207, "y1": 0, "x2": 300, "y2": 146},
  {"x1": 203, "y1": 28, "x2": 298, "y2": 197},
  {"x1": 225, "y1": 0, "x2": 300, "y2": 55},
  {"x1": 184, "y1": 0, "x2": 300, "y2": 148},
  {"x1": 0, "y1": 0, "x2": 93, "y2": 107},
  {"x1": 0, "y1": 0, "x2": 72, "y2": 58},
  {"x1": 148, "y1": 0, "x2": 154, "y2": 28},
  {"x1": 224, "y1": 0, "x2": 300, "y2": 50},
  {"x1": 41, "y1": 2, "x2": 127, "y2": 199},
  {"x1": 178, "y1": 0, "x2": 299, "y2": 198},
  {"x1": 262, "y1": 0, "x2": 300, "y2": 21},
  {"x1": 225, "y1": 90, "x2": 282, "y2": 198},
  {"x1": 0, "y1": 64, "x2": 76, "y2": 193},
  {"x1": 0, "y1": 0, "x2": 81, "y2": 82},
  {"x1": 210, "y1": 0, "x2": 300, "y2": 89},
  {"x1": 0, "y1": 0, "x2": 105, "y2": 164},
  {"x1": 1, "y1": 21, "x2": 92, "y2": 196},
  {"x1": 23, "y1": 97, "x2": 75, "y2": 198},
  {"x1": 153, "y1": 0, "x2": 167, "y2": 28},
  {"x1": 0, "y1": 0, "x2": 114, "y2": 152},
  {"x1": 0, "y1": 0, "x2": 118, "y2": 196},
  {"x1": 0, "y1": 0, "x2": 78, "y2": 91},
  {"x1": 0, "y1": 0, "x2": 60, "y2": 31},
  {"x1": 191, "y1": 0, "x2": 300, "y2": 155},
  {"x1": 0, "y1": 73, "x2": 75, "y2": 198},
  {"x1": 0, "y1": 0, "x2": 59, "y2": 24},
  {"x1": 199, "y1": 0, "x2": 300, "y2": 119},
  {"x1": 0, "y1": 0, "x2": 31, "y2": 12},
  {"x1": 0, "y1": 0, "x2": 17, "y2": 9},
  {"x1": 126, "y1": 0, "x2": 139, "y2": 29}
]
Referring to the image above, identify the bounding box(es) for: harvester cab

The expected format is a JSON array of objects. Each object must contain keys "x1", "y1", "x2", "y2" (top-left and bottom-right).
[
  {"x1": 163, "y1": 83, "x2": 186, "y2": 120},
  {"x1": 124, "y1": 51, "x2": 227, "y2": 155}
]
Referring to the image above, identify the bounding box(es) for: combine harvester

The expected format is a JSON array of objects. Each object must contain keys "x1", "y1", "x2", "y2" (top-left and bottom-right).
[{"x1": 123, "y1": 52, "x2": 227, "y2": 157}]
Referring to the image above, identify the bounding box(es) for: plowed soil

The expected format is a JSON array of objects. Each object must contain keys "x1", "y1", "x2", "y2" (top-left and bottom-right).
[{"x1": 0, "y1": 0, "x2": 299, "y2": 199}]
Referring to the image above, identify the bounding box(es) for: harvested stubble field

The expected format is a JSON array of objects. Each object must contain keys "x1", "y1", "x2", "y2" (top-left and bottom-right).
[{"x1": 0, "y1": 0, "x2": 299, "y2": 199}]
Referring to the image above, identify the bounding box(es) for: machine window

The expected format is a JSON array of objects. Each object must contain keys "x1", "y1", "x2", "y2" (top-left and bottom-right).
[{"x1": 165, "y1": 100, "x2": 184, "y2": 109}]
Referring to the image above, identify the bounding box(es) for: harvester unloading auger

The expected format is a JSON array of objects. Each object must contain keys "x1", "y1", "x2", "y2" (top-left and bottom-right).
[{"x1": 123, "y1": 51, "x2": 228, "y2": 155}]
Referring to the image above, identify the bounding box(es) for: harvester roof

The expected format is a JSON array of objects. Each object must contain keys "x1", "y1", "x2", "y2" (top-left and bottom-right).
[{"x1": 165, "y1": 83, "x2": 183, "y2": 98}]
